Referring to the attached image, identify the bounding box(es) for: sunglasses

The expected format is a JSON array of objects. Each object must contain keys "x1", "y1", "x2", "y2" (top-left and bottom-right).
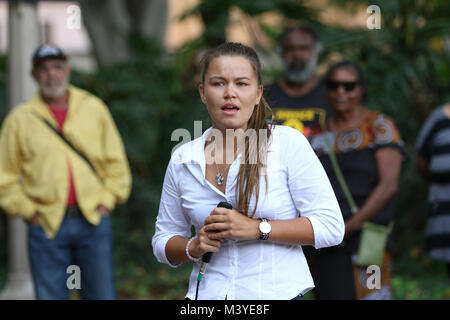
[{"x1": 326, "y1": 81, "x2": 359, "y2": 92}]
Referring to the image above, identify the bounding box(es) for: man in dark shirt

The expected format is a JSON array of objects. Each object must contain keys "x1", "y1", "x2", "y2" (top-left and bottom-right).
[
  {"x1": 265, "y1": 26, "x2": 333, "y2": 300},
  {"x1": 265, "y1": 25, "x2": 331, "y2": 138}
]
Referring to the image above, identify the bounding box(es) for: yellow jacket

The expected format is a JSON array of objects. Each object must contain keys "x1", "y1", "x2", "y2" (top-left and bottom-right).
[{"x1": 0, "y1": 85, "x2": 132, "y2": 238}]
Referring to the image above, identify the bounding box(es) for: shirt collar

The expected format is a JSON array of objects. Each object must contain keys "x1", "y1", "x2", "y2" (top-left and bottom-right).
[{"x1": 177, "y1": 126, "x2": 211, "y2": 165}]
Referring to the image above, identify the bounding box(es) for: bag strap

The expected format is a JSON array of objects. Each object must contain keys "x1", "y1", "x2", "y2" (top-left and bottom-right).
[
  {"x1": 318, "y1": 119, "x2": 395, "y2": 230},
  {"x1": 319, "y1": 119, "x2": 359, "y2": 214},
  {"x1": 33, "y1": 112, "x2": 101, "y2": 181}
]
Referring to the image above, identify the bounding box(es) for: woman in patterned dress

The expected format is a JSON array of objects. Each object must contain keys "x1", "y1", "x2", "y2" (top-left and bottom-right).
[{"x1": 307, "y1": 61, "x2": 406, "y2": 299}]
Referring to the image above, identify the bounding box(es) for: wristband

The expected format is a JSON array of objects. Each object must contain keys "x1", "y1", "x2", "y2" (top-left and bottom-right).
[{"x1": 185, "y1": 237, "x2": 201, "y2": 262}]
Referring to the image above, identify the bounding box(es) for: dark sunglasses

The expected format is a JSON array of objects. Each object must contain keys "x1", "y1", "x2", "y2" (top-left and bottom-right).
[{"x1": 326, "y1": 81, "x2": 359, "y2": 92}]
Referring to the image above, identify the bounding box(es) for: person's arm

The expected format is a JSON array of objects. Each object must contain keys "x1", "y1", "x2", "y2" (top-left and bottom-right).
[
  {"x1": 203, "y1": 129, "x2": 344, "y2": 248},
  {"x1": 152, "y1": 158, "x2": 190, "y2": 267},
  {"x1": 165, "y1": 232, "x2": 223, "y2": 266},
  {"x1": 152, "y1": 157, "x2": 222, "y2": 266},
  {"x1": 345, "y1": 148, "x2": 402, "y2": 236},
  {"x1": 415, "y1": 107, "x2": 444, "y2": 181},
  {"x1": 97, "y1": 102, "x2": 132, "y2": 211},
  {"x1": 0, "y1": 114, "x2": 37, "y2": 221},
  {"x1": 203, "y1": 207, "x2": 314, "y2": 245}
]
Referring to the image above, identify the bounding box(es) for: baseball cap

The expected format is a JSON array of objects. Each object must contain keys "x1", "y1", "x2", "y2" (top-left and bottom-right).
[{"x1": 32, "y1": 44, "x2": 67, "y2": 67}]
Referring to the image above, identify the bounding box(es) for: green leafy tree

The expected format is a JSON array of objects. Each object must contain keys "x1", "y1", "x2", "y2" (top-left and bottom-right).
[{"x1": 181, "y1": 0, "x2": 318, "y2": 48}]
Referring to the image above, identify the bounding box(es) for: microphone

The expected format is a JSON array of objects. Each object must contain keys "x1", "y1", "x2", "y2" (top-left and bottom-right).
[{"x1": 196, "y1": 201, "x2": 232, "y2": 299}]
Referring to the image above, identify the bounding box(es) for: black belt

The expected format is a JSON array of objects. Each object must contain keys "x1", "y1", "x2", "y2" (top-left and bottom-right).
[{"x1": 66, "y1": 206, "x2": 82, "y2": 217}]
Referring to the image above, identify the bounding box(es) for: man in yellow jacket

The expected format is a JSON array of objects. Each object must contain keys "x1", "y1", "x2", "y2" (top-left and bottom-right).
[{"x1": 0, "y1": 45, "x2": 132, "y2": 299}]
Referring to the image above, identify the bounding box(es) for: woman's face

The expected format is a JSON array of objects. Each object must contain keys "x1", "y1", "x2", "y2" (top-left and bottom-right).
[
  {"x1": 199, "y1": 55, "x2": 263, "y2": 132},
  {"x1": 326, "y1": 67, "x2": 363, "y2": 114}
]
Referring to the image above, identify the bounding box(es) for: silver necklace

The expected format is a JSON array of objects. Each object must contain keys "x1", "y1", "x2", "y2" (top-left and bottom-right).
[
  {"x1": 213, "y1": 142, "x2": 235, "y2": 186},
  {"x1": 214, "y1": 161, "x2": 230, "y2": 186}
]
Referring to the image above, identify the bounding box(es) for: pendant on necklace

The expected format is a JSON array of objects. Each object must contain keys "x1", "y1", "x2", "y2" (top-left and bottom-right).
[{"x1": 215, "y1": 172, "x2": 224, "y2": 185}]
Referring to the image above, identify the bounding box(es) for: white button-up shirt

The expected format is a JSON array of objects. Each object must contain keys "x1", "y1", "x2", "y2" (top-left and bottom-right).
[{"x1": 152, "y1": 125, "x2": 344, "y2": 300}]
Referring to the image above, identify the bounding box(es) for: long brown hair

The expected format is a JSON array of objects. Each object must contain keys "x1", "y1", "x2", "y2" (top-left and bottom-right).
[{"x1": 200, "y1": 42, "x2": 274, "y2": 217}]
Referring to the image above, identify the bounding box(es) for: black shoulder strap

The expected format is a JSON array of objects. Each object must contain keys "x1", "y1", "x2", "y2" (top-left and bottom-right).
[{"x1": 33, "y1": 113, "x2": 101, "y2": 181}]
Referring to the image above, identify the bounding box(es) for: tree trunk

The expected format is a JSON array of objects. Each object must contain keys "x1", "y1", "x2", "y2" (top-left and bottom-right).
[
  {"x1": 80, "y1": 0, "x2": 168, "y2": 67},
  {"x1": 125, "y1": 0, "x2": 168, "y2": 43},
  {"x1": 79, "y1": 0, "x2": 131, "y2": 67}
]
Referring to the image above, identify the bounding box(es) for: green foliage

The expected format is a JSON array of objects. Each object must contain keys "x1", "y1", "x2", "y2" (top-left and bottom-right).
[
  {"x1": 392, "y1": 252, "x2": 450, "y2": 300},
  {"x1": 181, "y1": 0, "x2": 318, "y2": 48},
  {"x1": 301, "y1": 252, "x2": 450, "y2": 300}
]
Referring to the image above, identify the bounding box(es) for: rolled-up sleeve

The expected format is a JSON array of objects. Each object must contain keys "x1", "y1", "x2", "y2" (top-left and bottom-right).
[
  {"x1": 285, "y1": 129, "x2": 344, "y2": 249},
  {"x1": 152, "y1": 158, "x2": 191, "y2": 267}
]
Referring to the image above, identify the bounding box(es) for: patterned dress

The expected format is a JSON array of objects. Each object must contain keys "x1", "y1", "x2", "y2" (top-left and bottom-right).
[
  {"x1": 308, "y1": 110, "x2": 406, "y2": 299},
  {"x1": 416, "y1": 106, "x2": 450, "y2": 264}
]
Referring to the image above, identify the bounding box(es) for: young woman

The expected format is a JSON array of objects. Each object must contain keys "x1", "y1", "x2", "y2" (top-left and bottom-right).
[{"x1": 152, "y1": 43, "x2": 344, "y2": 300}]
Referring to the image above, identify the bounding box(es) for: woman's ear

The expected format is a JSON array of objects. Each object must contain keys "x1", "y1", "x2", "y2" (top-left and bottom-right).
[
  {"x1": 198, "y1": 83, "x2": 207, "y2": 105},
  {"x1": 255, "y1": 84, "x2": 264, "y2": 105}
]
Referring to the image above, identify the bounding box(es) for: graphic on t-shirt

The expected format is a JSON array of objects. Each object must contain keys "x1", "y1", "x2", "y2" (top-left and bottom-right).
[{"x1": 273, "y1": 107, "x2": 327, "y2": 137}]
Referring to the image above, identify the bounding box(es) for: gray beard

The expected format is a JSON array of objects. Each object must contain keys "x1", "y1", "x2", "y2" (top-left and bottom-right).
[
  {"x1": 40, "y1": 78, "x2": 69, "y2": 99},
  {"x1": 283, "y1": 54, "x2": 318, "y2": 84}
]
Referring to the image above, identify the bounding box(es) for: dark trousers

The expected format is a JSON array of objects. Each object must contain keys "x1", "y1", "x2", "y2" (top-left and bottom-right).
[{"x1": 303, "y1": 245, "x2": 356, "y2": 300}]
